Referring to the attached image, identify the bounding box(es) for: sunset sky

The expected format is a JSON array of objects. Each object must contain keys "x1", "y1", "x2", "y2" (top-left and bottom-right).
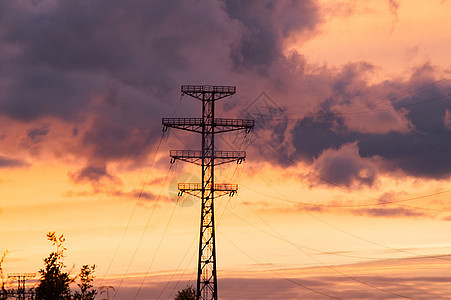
[{"x1": 1, "y1": 0, "x2": 451, "y2": 299}]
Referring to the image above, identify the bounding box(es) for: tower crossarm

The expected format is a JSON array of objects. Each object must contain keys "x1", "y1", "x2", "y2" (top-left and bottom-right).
[
  {"x1": 181, "y1": 85, "x2": 236, "y2": 101},
  {"x1": 163, "y1": 84, "x2": 253, "y2": 300},
  {"x1": 162, "y1": 118, "x2": 203, "y2": 133},
  {"x1": 214, "y1": 118, "x2": 254, "y2": 133},
  {"x1": 7, "y1": 273, "x2": 35, "y2": 299},
  {"x1": 170, "y1": 150, "x2": 246, "y2": 165},
  {"x1": 162, "y1": 118, "x2": 254, "y2": 134},
  {"x1": 7, "y1": 273, "x2": 35, "y2": 280},
  {"x1": 178, "y1": 183, "x2": 238, "y2": 197}
]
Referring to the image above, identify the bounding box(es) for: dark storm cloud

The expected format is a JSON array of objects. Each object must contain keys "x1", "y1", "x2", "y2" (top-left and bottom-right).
[
  {"x1": 2, "y1": 1, "x2": 182, "y2": 75},
  {"x1": 292, "y1": 113, "x2": 346, "y2": 164},
  {"x1": 0, "y1": 1, "x2": 189, "y2": 122},
  {"x1": 81, "y1": 113, "x2": 158, "y2": 162},
  {"x1": 291, "y1": 65, "x2": 451, "y2": 181},
  {"x1": 1, "y1": 0, "x2": 448, "y2": 188},
  {"x1": 0, "y1": 0, "x2": 244, "y2": 183},
  {"x1": 0, "y1": 0, "x2": 325, "y2": 186},
  {"x1": 224, "y1": 0, "x2": 319, "y2": 70},
  {"x1": 1, "y1": 66, "x2": 95, "y2": 121}
]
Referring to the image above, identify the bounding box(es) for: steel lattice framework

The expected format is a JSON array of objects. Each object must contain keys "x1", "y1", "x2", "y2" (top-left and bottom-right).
[
  {"x1": 163, "y1": 85, "x2": 253, "y2": 300},
  {"x1": 7, "y1": 273, "x2": 35, "y2": 300}
]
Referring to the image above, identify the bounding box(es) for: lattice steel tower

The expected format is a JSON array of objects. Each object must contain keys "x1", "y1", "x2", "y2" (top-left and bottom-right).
[
  {"x1": 7, "y1": 273, "x2": 35, "y2": 300},
  {"x1": 163, "y1": 85, "x2": 254, "y2": 300}
]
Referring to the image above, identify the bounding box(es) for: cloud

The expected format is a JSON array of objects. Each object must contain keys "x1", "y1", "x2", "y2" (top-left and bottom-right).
[
  {"x1": 65, "y1": 187, "x2": 165, "y2": 204},
  {"x1": 110, "y1": 189, "x2": 164, "y2": 203},
  {"x1": 70, "y1": 164, "x2": 120, "y2": 185},
  {"x1": 27, "y1": 125, "x2": 49, "y2": 143},
  {"x1": 312, "y1": 143, "x2": 377, "y2": 188},
  {"x1": 0, "y1": 66, "x2": 95, "y2": 122},
  {"x1": 388, "y1": 0, "x2": 400, "y2": 30},
  {"x1": 0, "y1": 1, "x2": 224, "y2": 175},
  {"x1": 290, "y1": 65, "x2": 451, "y2": 180},
  {"x1": 291, "y1": 113, "x2": 347, "y2": 164},
  {"x1": 224, "y1": 0, "x2": 319, "y2": 71},
  {"x1": 352, "y1": 206, "x2": 426, "y2": 218},
  {"x1": 0, "y1": 0, "x2": 322, "y2": 183},
  {"x1": 0, "y1": 0, "x2": 449, "y2": 187},
  {"x1": 0, "y1": 0, "x2": 263, "y2": 172},
  {"x1": 80, "y1": 112, "x2": 160, "y2": 163},
  {"x1": 0, "y1": 156, "x2": 28, "y2": 168}
]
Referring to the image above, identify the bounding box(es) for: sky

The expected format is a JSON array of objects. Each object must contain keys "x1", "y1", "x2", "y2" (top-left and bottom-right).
[{"x1": 0, "y1": 0, "x2": 451, "y2": 299}]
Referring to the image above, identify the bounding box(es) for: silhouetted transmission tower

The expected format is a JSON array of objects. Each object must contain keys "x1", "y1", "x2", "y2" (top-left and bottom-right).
[
  {"x1": 163, "y1": 85, "x2": 254, "y2": 300},
  {"x1": 7, "y1": 273, "x2": 35, "y2": 300}
]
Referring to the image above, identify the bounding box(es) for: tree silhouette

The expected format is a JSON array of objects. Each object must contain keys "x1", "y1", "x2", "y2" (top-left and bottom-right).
[
  {"x1": 35, "y1": 232, "x2": 72, "y2": 300},
  {"x1": 73, "y1": 264, "x2": 97, "y2": 300},
  {"x1": 174, "y1": 285, "x2": 196, "y2": 300}
]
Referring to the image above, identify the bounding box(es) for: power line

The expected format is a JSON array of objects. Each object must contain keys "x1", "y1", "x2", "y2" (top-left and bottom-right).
[
  {"x1": 305, "y1": 208, "x2": 451, "y2": 261},
  {"x1": 134, "y1": 197, "x2": 179, "y2": 299},
  {"x1": 248, "y1": 127, "x2": 451, "y2": 213},
  {"x1": 240, "y1": 183, "x2": 451, "y2": 210},
  {"x1": 99, "y1": 91, "x2": 184, "y2": 291},
  {"x1": 247, "y1": 139, "x2": 379, "y2": 201},
  {"x1": 98, "y1": 132, "x2": 166, "y2": 288},
  {"x1": 204, "y1": 80, "x2": 451, "y2": 298},
  {"x1": 230, "y1": 200, "x2": 411, "y2": 299},
  {"x1": 163, "y1": 84, "x2": 253, "y2": 300},
  {"x1": 235, "y1": 198, "x2": 450, "y2": 261},
  {"x1": 225, "y1": 200, "x2": 383, "y2": 260},
  {"x1": 158, "y1": 231, "x2": 199, "y2": 299},
  {"x1": 345, "y1": 93, "x2": 451, "y2": 115},
  {"x1": 169, "y1": 249, "x2": 198, "y2": 300},
  {"x1": 216, "y1": 137, "x2": 247, "y2": 227},
  {"x1": 243, "y1": 154, "x2": 451, "y2": 261},
  {"x1": 395, "y1": 202, "x2": 451, "y2": 213},
  {"x1": 284, "y1": 78, "x2": 449, "y2": 117},
  {"x1": 349, "y1": 78, "x2": 448, "y2": 112},
  {"x1": 219, "y1": 231, "x2": 342, "y2": 300},
  {"x1": 113, "y1": 163, "x2": 173, "y2": 297}
]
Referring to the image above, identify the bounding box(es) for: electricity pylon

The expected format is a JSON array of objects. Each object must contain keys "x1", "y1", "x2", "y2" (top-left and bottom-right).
[
  {"x1": 163, "y1": 85, "x2": 254, "y2": 300},
  {"x1": 7, "y1": 273, "x2": 35, "y2": 300}
]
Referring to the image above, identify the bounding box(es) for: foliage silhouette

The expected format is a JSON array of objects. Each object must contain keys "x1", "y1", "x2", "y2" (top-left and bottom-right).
[
  {"x1": 35, "y1": 232, "x2": 98, "y2": 300},
  {"x1": 73, "y1": 264, "x2": 97, "y2": 300},
  {"x1": 174, "y1": 285, "x2": 196, "y2": 300},
  {"x1": 35, "y1": 232, "x2": 72, "y2": 300}
]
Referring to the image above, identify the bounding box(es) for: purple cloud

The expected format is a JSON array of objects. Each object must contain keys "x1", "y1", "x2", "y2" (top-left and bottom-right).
[{"x1": 0, "y1": 156, "x2": 28, "y2": 168}]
